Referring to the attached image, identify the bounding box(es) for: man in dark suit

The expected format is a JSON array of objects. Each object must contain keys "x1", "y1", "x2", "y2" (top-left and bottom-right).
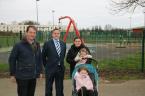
[{"x1": 42, "y1": 28, "x2": 66, "y2": 96}]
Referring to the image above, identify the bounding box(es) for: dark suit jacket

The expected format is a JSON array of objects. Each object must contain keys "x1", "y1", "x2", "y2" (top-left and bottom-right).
[{"x1": 42, "y1": 39, "x2": 66, "y2": 75}]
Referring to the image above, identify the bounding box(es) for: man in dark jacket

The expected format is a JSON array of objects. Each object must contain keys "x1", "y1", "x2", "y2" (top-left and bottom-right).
[
  {"x1": 42, "y1": 28, "x2": 66, "y2": 96},
  {"x1": 9, "y1": 25, "x2": 43, "y2": 96}
]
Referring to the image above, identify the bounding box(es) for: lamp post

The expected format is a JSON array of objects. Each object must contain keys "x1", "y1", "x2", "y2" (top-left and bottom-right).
[
  {"x1": 142, "y1": 28, "x2": 145, "y2": 73},
  {"x1": 52, "y1": 10, "x2": 55, "y2": 29},
  {"x1": 142, "y1": 9, "x2": 145, "y2": 72},
  {"x1": 128, "y1": 15, "x2": 132, "y2": 45},
  {"x1": 36, "y1": 0, "x2": 39, "y2": 25}
]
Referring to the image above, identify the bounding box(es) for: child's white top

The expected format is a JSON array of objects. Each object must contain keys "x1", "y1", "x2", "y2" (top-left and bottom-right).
[{"x1": 74, "y1": 53, "x2": 92, "y2": 67}]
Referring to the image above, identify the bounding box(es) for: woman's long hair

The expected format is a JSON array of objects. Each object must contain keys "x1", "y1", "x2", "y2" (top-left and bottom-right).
[{"x1": 73, "y1": 37, "x2": 84, "y2": 46}]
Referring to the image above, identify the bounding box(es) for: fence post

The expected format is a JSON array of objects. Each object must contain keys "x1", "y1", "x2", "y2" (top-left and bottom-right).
[
  {"x1": 20, "y1": 31, "x2": 22, "y2": 40},
  {"x1": 141, "y1": 29, "x2": 145, "y2": 72}
]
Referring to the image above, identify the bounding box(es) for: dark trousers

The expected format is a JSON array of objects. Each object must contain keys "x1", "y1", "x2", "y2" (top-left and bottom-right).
[
  {"x1": 70, "y1": 64, "x2": 75, "y2": 78},
  {"x1": 45, "y1": 66, "x2": 64, "y2": 96},
  {"x1": 78, "y1": 87, "x2": 94, "y2": 96},
  {"x1": 16, "y1": 79, "x2": 36, "y2": 96}
]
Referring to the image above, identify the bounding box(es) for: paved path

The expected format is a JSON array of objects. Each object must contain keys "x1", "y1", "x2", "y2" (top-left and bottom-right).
[{"x1": 0, "y1": 78, "x2": 145, "y2": 96}]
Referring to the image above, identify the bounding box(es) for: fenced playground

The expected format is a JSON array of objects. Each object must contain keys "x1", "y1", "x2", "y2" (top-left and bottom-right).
[{"x1": 0, "y1": 30, "x2": 144, "y2": 73}]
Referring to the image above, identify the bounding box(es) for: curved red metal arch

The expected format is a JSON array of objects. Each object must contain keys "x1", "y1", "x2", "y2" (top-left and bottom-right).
[{"x1": 59, "y1": 16, "x2": 80, "y2": 42}]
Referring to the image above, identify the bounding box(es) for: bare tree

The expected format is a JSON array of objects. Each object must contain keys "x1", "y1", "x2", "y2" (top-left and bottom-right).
[
  {"x1": 110, "y1": 0, "x2": 145, "y2": 13},
  {"x1": 18, "y1": 20, "x2": 39, "y2": 25}
]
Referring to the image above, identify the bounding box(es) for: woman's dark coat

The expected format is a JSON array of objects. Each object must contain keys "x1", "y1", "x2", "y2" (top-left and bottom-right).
[{"x1": 66, "y1": 44, "x2": 92, "y2": 77}]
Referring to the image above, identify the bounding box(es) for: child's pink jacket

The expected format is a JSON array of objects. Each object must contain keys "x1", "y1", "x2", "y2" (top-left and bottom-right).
[{"x1": 74, "y1": 72, "x2": 93, "y2": 91}]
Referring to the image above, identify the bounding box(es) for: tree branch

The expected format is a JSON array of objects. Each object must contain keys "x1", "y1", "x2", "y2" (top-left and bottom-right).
[{"x1": 110, "y1": 0, "x2": 145, "y2": 14}]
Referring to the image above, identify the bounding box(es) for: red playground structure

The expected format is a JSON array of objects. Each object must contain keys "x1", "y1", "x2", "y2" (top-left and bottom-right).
[{"x1": 59, "y1": 16, "x2": 80, "y2": 42}]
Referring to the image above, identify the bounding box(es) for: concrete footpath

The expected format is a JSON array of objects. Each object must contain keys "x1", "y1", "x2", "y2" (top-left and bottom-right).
[{"x1": 0, "y1": 78, "x2": 145, "y2": 96}]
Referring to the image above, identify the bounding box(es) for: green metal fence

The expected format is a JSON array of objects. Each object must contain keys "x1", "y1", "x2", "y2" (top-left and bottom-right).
[
  {"x1": 0, "y1": 31, "x2": 144, "y2": 72},
  {"x1": 0, "y1": 31, "x2": 142, "y2": 47},
  {"x1": 0, "y1": 36, "x2": 19, "y2": 47}
]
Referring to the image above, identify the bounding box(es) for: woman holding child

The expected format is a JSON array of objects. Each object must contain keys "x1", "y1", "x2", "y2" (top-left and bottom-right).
[{"x1": 66, "y1": 37, "x2": 92, "y2": 77}]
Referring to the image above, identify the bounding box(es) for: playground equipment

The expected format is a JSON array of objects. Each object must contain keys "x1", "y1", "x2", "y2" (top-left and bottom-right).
[{"x1": 59, "y1": 16, "x2": 80, "y2": 42}]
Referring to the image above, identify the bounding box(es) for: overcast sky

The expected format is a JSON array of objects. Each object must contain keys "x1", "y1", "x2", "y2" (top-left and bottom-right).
[{"x1": 0, "y1": 0, "x2": 144, "y2": 28}]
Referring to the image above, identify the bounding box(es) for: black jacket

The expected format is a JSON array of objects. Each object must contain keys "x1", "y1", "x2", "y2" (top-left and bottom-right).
[
  {"x1": 42, "y1": 39, "x2": 66, "y2": 75},
  {"x1": 9, "y1": 39, "x2": 42, "y2": 79},
  {"x1": 66, "y1": 44, "x2": 92, "y2": 76}
]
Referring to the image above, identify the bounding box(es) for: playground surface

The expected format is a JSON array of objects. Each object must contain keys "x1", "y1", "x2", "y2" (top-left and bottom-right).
[
  {"x1": 0, "y1": 43, "x2": 140, "y2": 64},
  {"x1": 0, "y1": 78, "x2": 145, "y2": 96}
]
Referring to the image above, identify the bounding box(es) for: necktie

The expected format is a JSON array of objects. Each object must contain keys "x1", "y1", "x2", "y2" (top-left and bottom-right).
[{"x1": 55, "y1": 40, "x2": 61, "y2": 56}]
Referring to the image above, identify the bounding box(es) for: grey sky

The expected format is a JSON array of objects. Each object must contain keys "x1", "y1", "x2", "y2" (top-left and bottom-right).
[{"x1": 0, "y1": 0, "x2": 144, "y2": 28}]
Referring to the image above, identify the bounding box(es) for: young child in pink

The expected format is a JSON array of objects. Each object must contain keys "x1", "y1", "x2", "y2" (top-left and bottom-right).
[{"x1": 74, "y1": 67, "x2": 93, "y2": 91}]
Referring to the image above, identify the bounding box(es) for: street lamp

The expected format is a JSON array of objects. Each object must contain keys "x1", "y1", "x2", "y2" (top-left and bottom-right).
[
  {"x1": 129, "y1": 16, "x2": 132, "y2": 29},
  {"x1": 52, "y1": 10, "x2": 55, "y2": 29},
  {"x1": 128, "y1": 15, "x2": 132, "y2": 45},
  {"x1": 141, "y1": 9, "x2": 145, "y2": 72},
  {"x1": 36, "y1": 0, "x2": 39, "y2": 25},
  {"x1": 143, "y1": 9, "x2": 145, "y2": 26},
  {"x1": 48, "y1": 9, "x2": 55, "y2": 29}
]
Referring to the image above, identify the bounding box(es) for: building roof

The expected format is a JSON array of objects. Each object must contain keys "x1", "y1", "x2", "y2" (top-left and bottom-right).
[{"x1": 132, "y1": 26, "x2": 145, "y2": 32}]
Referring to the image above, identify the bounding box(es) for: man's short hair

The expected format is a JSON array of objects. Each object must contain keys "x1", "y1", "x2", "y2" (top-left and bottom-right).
[
  {"x1": 51, "y1": 28, "x2": 60, "y2": 33},
  {"x1": 26, "y1": 25, "x2": 37, "y2": 32}
]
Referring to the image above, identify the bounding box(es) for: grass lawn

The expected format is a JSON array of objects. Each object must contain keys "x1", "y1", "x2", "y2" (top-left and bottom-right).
[
  {"x1": 99, "y1": 52, "x2": 144, "y2": 70},
  {"x1": 0, "y1": 36, "x2": 19, "y2": 47},
  {"x1": 0, "y1": 63, "x2": 9, "y2": 72},
  {"x1": 98, "y1": 52, "x2": 145, "y2": 80}
]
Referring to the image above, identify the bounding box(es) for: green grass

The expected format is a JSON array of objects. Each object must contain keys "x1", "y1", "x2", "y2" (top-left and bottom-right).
[
  {"x1": 98, "y1": 52, "x2": 145, "y2": 80},
  {"x1": 99, "y1": 53, "x2": 144, "y2": 71},
  {"x1": 0, "y1": 53, "x2": 144, "y2": 80},
  {"x1": 0, "y1": 64, "x2": 9, "y2": 72},
  {"x1": 0, "y1": 36, "x2": 19, "y2": 47},
  {"x1": 0, "y1": 53, "x2": 143, "y2": 72}
]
